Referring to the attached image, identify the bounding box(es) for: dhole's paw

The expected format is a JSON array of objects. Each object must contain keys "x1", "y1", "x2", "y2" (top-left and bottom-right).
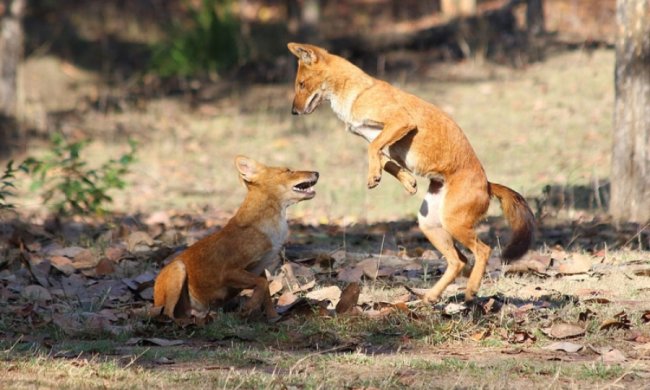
[
  {"x1": 367, "y1": 173, "x2": 382, "y2": 189},
  {"x1": 400, "y1": 174, "x2": 417, "y2": 195},
  {"x1": 422, "y1": 291, "x2": 440, "y2": 305}
]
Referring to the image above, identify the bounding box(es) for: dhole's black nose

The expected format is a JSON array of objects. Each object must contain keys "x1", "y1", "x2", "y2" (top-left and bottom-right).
[
  {"x1": 291, "y1": 106, "x2": 299, "y2": 115},
  {"x1": 314, "y1": 172, "x2": 319, "y2": 179}
]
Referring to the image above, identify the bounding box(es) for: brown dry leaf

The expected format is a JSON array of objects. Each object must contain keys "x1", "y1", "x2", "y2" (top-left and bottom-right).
[
  {"x1": 542, "y1": 323, "x2": 585, "y2": 339},
  {"x1": 599, "y1": 311, "x2": 631, "y2": 331},
  {"x1": 504, "y1": 254, "x2": 551, "y2": 275},
  {"x1": 60, "y1": 274, "x2": 87, "y2": 298},
  {"x1": 443, "y1": 302, "x2": 468, "y2": 315},
  {"x1": 132, "y1": 271, "x2": 156, "y2": 288},
  {"x1": 335, "y1": 282, "x2": 361, "y2": 314},
  {"x1": 50, "y1": 256, "x2": 75, "y2": 276},
  {"x1": 470, "y1": 329, "x2": 490, "y2": 342},
  {"x1": 21, "y1": 285, "x2": 52, "y2": 302},
  {"x1": 276, "y1": 291, "x2": 298, "y2": 310},
  {"x1": 600, "y1": 348, "x2": 626, "y2": 363},
  {"x1": 542, "y1": 341, "x2": 583, "y2": 353},
  {"x1": 337, "y1": 266, "x2": 364, "y2": 283},
  {"x1": 510, "y1": 330, "x2": 536, "y2": 344},
  {"x1": 357, "y1": 258, "x2": 380, "y2": 279},
  {"x1": 139, "y1": 287, "x2": 154, "y2": 301},
  {"x1": 52, "y1": 313, "x2": 81, "y2": 334},
  {"x1": 599, "y1": 318, "x2": 628, "y2": 331},
  {"x1": 71, "y1": 249, "x2": 100, "y2": 270},
  {"x1": 127, "y1": 231, "x2": 154, "y2": 252},
  {"x1": 49, "y1": 246, "x2": 86, "y2": 258},
  {"x1": 26, "y1": 255, "x2": 51, "y2": 287},
  {"x1": 268, "y1": 277, "x2": 283, "y2": 296},
  {"x1": 305, "y1": 286, "x2": 341, "y2": 309},
  {"x1": 557, "y1": 253, "x2": 593, "y2": 275},
  {"x1": 95, "y1": 258, "x2": 115, "y2": 276},
  {"x1": 624, "y1": 330, "x2": 650, "y2": 344},
  {"x1": 280, "y1": 262, "x2": 315, "y2": 290},
  {"x1": 104, "y1": 247, "x2": 126, "y2": 262}
]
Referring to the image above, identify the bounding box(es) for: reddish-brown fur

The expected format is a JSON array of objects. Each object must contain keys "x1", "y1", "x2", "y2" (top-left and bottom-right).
[
  {"x1": 288, "y1": 43, "x2": 534, "y2": 302},
  {"x1": 153, "y1": 156, "x2": 318, "y2": 319}
]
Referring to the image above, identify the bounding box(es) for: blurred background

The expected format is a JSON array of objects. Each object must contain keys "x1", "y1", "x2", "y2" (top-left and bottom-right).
[{"x1": 0, "y1": 0, "x2": 620, "y2": 223}]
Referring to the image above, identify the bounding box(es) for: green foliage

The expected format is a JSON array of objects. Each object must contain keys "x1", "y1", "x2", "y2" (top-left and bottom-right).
[
  {"x1": 150, "y1": 0, "x2": 240, "y2": 77},
  {"x1": 0, "y1": 160, "x2": 25, "y2": 210},
  {"x1": 22, "y1": 134, "x2": 137, "y2": 216}
]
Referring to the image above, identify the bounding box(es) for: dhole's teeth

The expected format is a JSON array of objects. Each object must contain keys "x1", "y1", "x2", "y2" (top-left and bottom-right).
[{"x1": 293, "y1": 179, "x2": 317, "y2": 193}]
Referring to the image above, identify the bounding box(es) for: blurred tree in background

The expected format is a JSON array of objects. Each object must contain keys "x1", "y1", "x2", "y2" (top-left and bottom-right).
[
  {"x1": 611, "y1": 0, "x2": 650, "y2": 224},
  {"x1": 0, "y1": 0, "x2": 26, "y2": 153}
]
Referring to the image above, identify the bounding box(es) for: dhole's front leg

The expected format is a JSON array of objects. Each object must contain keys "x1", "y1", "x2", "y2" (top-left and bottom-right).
[
  {"x1": 367, "y1": 121, "x2": 416, "y2": 189},
  {"x1": 380, "y1": 154, "x2": 417, "y2": 194},
  {"x1": 225, "y1": 269, "x2": 279, "y2": 320}
]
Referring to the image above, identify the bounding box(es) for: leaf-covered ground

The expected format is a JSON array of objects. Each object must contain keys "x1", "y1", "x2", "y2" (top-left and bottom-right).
[
  {"x1": 0, "y1": 207, "x2": 648, "y2": 389},
  {"x1": 2, "y1": 43, "x2": 649, "y2": 388}
]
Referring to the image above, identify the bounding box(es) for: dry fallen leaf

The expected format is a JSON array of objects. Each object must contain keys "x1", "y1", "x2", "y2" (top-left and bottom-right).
[
  {"x1": 276, "y1": 291, "x2": 298, "y2": 310},
  {"x1": 542, "y1": 323, "x2": 585, "y2": 339},
  {"x1": 335, "y1": 282, "x2": 361, "y2": 314},
  {"x1": 71, "y1": 249, "x2": 100, "y2": 270},
  {"x1": 305, "y1": 286, "x2": 342, "y2": 309},
  {"x1": 470, "y1": 329, "x2": 490, "y2": 342},
  {"x1": 337, "y1": 266, "x2": 364, "y2": 283},
  {"x1": 50, "y1": 256, "x2": 75, "y2": 276},
  {"x1": 599, "y1": 348, "x2": 626, "y2": 363},
  {"x1": 127, "y1": 231, "x2": 155, "y2": 252},
  {"x1": 95, "y1": 258, "x2": 115, "y2": 276},
  {"x1": 542, "y1": 341, "x2": 583, "y2": 353},
  {"x1": 443, "y1": 302, "x2": 467, "y2": 315},
  {"x1": 557, "y1": 253, "x2": 593, "y2": 275},
  {"x1": 21, "y1": 285, "x2": 52, "y2": 302}
]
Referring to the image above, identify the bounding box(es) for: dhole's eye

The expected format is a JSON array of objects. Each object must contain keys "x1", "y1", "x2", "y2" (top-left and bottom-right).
[{"x1": 299, "y1": 81, "x2": 305, "y2": 90}]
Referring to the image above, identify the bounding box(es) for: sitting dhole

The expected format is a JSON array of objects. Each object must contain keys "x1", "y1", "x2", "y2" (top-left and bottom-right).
[{"x1": 153, "y1": 156, "x2": 319, "y2": 320}]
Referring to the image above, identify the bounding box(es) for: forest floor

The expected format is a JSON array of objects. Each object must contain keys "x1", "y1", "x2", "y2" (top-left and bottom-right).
[{"x1": 1, "y1": 47, "x2": 649, "y2": 389}]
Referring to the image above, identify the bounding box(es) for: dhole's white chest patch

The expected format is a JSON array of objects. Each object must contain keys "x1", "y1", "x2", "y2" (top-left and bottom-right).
[
  {"x1": 248, "y1": 212, "x2": 288, "y2": 276},
  {"x1": 260, "y1": 211, "x2": 289, "y2": 252},
  {"x1": 329, "y1": 93, "x2": 383, "y2": 142}
]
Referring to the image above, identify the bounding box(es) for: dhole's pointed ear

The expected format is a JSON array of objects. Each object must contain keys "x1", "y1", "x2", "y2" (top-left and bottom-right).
[
  {"x1": 235, "y1": 156, "x2": 261, "y2": 183},
  {"x1": 288, "y1": 42, "x2": 320, "y2": 65}
]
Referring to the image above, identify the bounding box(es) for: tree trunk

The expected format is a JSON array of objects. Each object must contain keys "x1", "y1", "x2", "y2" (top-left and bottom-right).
[
  {"x1": 0, "y1": 0, "x2": 25, "y2": 118},
  {"x1": 611, "y1": 0, "x2": 650, "y2": 224},
  {"x1": 526, "y1": 0, "x2": 545, "y2": 61}
]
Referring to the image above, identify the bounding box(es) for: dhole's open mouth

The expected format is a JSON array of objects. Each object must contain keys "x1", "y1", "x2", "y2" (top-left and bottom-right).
[
  {"x1": 305, "y1": 93, "x2": 321, "y2": 114},
  {"x1": 292, "y1": 178, "x2": 318, "y2": 197}
]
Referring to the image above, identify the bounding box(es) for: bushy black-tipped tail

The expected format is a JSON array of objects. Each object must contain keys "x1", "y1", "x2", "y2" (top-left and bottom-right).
[{"x1": 489, "y1": 182, "x2": 535, "y2": 262}]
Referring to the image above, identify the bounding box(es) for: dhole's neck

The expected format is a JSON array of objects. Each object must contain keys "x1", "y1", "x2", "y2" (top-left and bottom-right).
[
  {"x1": 325, "y1": 56, "x2": 374, "y2": 122},
  {"x1": 235, "y1": 188, "x2": 287, "y2": 224}
]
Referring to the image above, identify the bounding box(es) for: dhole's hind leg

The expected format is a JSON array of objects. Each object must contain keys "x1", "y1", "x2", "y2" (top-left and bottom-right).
[
  {"x1": 440, "y1": 181, "x2": 491, "y2": 301},
  {"x1": 153, "y1": 261, "x2": 192, "y2": 319},
  {"x1": 418, "y1": 181, "x2": 468, "y2": 303}
]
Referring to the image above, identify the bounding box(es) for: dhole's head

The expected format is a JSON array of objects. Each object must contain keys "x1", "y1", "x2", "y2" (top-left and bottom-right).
[
  {"x1": 287, "y1": 42, "x2": 330, "y2": 115},
  {"x1": 234, "y1": 156, "x2": 319, "y2": 205}
]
